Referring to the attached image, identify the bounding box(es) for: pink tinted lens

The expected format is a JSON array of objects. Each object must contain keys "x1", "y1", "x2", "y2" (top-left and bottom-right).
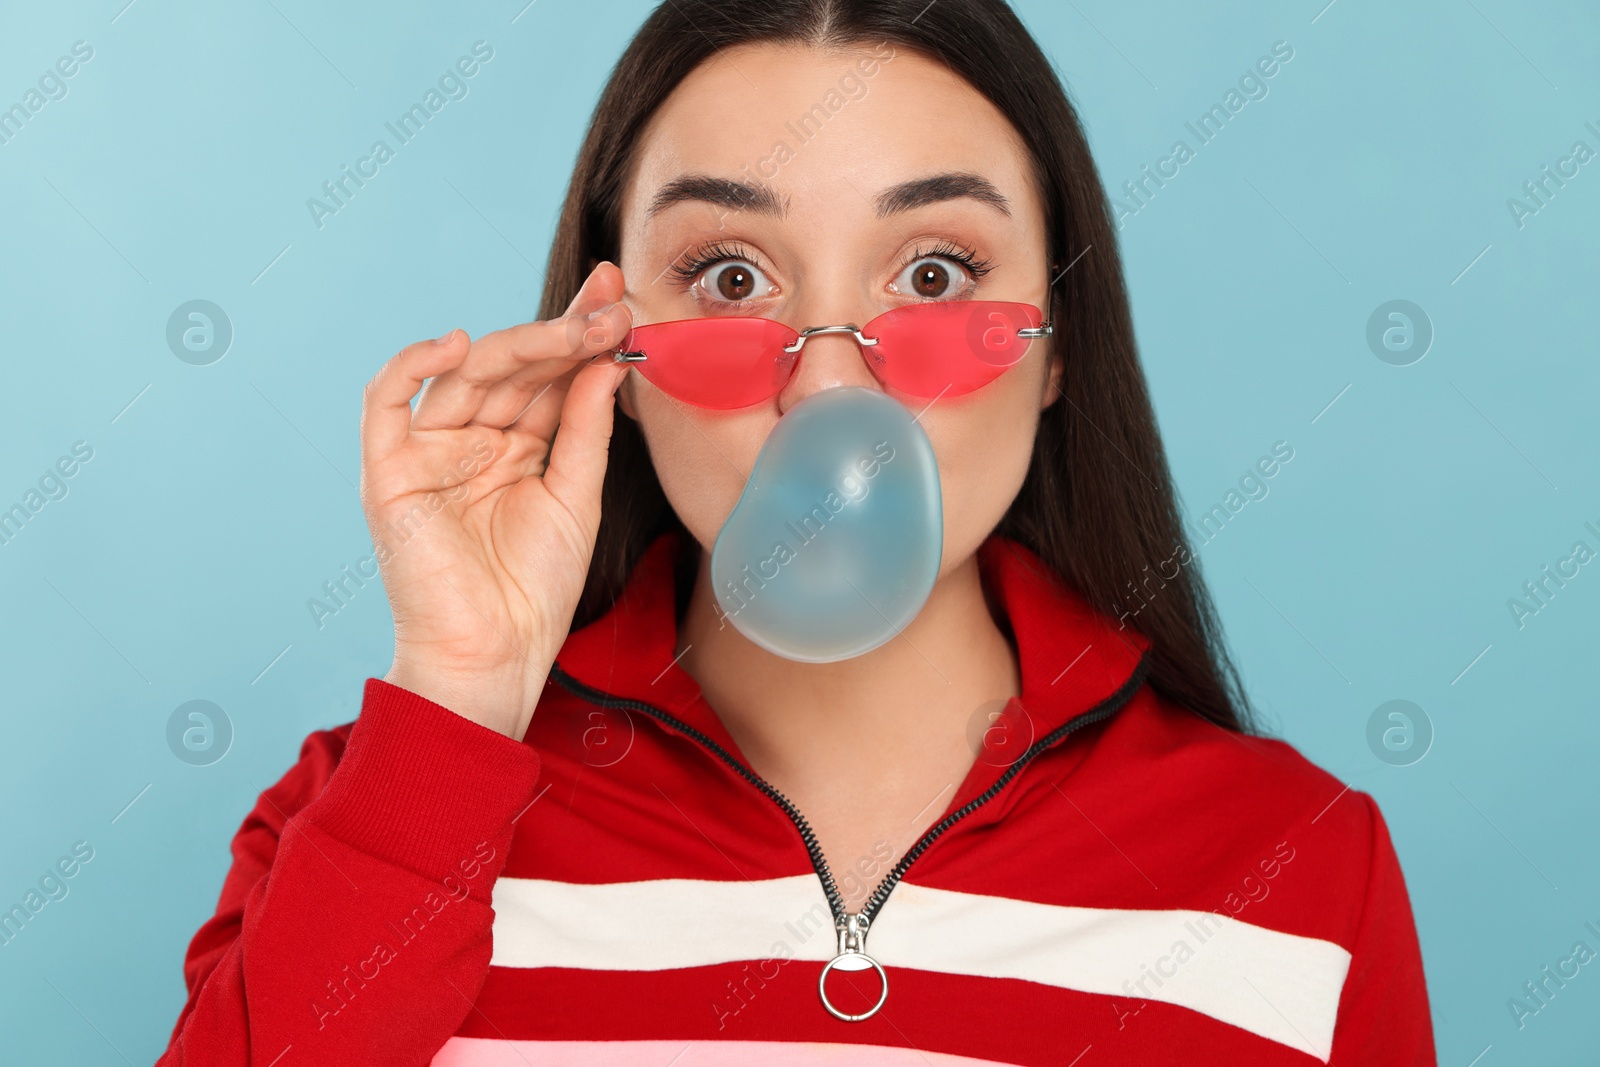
[
  {"x1": 864, "y1": 300, "x2": 1045, "y2": 398},
  {"x1": 619, "y1": 317, "x2": 798, "y2": 409}
]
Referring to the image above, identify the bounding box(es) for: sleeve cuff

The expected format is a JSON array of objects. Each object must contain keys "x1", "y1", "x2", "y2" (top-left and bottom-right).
[{"x1": 299, "y1": 677, "x2": 541, "y2": 882}]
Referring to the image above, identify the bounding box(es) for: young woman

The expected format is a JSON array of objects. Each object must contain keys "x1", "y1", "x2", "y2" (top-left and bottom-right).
[{"x1": 158, "y1": 1, "x2": 1434, "y2": 1064}]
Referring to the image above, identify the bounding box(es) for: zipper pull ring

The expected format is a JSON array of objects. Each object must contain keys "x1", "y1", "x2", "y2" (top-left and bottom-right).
[{"x1": 819, "y1": 912, "x2": 888, "y2": 1022}]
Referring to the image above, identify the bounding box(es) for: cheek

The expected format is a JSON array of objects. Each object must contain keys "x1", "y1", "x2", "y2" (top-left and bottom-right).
[
  {"x1": 630, "y1": 381, "x2": 770, "y2": 545},
  {"x1": 924, "y1": 362, "x2": 1044, "y2": 570}
]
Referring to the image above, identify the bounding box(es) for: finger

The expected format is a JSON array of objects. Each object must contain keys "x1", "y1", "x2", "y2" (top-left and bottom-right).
[
  {"x1": 412, "y1": 261, "x2": 623, "y2": 430},
  {"x1": 501, "y1": 370, "x2": 575, "y2": 441},
  {"x1": 540, "y1": 356, "x2": 630, "y2": 517},
  {"x1": 468, "y1": 305, "x2": 633, "y2": 429},
  {"x1": 362, "y1": 329, "x2": 471, "y2": 463},
  {"x1": 412, "y1": 299, "x2": 631, "y2": 432},
  {"x1": 564, "y1": 260, "x2": 626, "y2": 318},
  {"x1": 473, "y1": 260, "x2": 626, "y2": 374},
  {"x1": 501, "y1": 353, "x2": 604, "y2": 453}
]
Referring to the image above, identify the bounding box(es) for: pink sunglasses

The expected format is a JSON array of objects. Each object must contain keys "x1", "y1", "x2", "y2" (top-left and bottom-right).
[{"x1": 611, "y1": 299, "x2": 1052, "y2": 409}]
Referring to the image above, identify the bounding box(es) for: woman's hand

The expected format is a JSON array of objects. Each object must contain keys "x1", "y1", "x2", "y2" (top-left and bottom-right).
[{"x1": 360, "y1": 262, "x2": 633, "y2": 740}]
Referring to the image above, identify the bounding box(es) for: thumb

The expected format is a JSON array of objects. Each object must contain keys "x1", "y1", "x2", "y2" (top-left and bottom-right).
[{"x1": 541, "y1": 356, "x2": 627, "y2": 522}]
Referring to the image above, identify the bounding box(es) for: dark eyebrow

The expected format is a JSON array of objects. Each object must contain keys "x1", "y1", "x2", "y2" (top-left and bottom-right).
[
  {"x1": 647, "y1": 171, "x2": 1011, "y2": 221},
  {"x1": 648, "y1": 175, "x2": 787, "y2": 218},
  {"x1": 875, "y1": 172, "x2": 1011, "y2": 218}
]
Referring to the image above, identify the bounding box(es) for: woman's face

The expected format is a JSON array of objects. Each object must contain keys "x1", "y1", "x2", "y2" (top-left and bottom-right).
[{"x1": 615, "y1": 41, "x2": 1060, "y2": 576}]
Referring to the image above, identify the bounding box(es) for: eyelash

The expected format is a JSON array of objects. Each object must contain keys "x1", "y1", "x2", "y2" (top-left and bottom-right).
[
  {"x1": 904, "y1": 239, "x2": 996, "y2": 284},
  {"x1": 665, "y1": 239, "x2": 996, "y2": 299},
  {"x1": 666, "y1": 240, "x2": 753, "y2": 288}
]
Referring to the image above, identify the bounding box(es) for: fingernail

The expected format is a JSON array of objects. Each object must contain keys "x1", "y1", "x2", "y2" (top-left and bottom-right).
[
  {"x1": 433, "y1": 328, "x2": 457, "y2": 345},
  {"x1": 586, "y1": 302, "x2": 617, "y2": 322}
]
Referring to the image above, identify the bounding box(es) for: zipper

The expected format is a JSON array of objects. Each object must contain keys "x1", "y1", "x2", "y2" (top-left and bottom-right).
[{"x1": 547, "y1": 652, "x2": 1151, "y2": 1020}]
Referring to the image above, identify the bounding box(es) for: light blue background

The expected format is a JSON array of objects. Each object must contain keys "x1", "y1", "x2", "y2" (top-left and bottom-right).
[{"x1": 2, "y1": 0, "x2": 1596, "y2": 1061}]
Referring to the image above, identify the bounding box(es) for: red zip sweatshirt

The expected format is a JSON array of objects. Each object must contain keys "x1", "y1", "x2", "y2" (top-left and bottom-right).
[{"x1": 158, "y1": 528, "x2": 1436, "y2": 1066}]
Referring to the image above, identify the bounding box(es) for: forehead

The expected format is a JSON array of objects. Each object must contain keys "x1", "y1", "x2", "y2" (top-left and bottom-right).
[{"x1": 621, "y1": 41, "x2": 1039, "y2": 224}]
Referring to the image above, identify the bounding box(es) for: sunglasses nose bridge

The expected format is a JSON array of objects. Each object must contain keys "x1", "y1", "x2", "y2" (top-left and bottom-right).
[
  {"x1": 783, "y1": 323, "x2": 880, "y2": 354},
  {"x1": 775, "y1": 322, "x2": 886, "y2": 405}
]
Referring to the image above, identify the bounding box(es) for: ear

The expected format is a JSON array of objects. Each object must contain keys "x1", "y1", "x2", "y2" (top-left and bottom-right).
[
  {"x1": 616, "y1": 371, "x2": 639, "y2": 421},
  {"x1": 1040, "y1": 348, "x2": 1064, "y2": 412},
  {"x1": 1038, "y1": 278, "x2": 1062, "y2": 411}
]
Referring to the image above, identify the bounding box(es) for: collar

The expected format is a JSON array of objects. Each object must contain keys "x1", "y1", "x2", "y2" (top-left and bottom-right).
[{"x1": 551, "y1": 526, "x2": 1151, "y2": 802}]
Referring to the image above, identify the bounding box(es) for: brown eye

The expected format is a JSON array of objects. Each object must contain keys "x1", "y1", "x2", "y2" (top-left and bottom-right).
[
  {"x1": 912, "y1": 261, "x2": 950, "y2": 297},
  {"x1": 892, "y1": 255, "x2": 976, "y2": 301},
  {"x1": 710, "y1": 262, "x2": 758, "y2": 301}
]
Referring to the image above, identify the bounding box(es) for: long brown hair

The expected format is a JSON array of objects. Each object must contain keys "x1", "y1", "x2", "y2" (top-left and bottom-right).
[{"x1": 538, "y1": 0, "x2": 1254, "y2": 733}]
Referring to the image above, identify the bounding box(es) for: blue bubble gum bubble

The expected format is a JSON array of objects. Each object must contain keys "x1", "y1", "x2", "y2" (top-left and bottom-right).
[{"x1": 710, "y1": 386, "x2": 942, "y2": 662}]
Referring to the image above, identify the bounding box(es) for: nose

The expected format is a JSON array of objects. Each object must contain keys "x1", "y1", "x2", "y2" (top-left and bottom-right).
[{"x1": 775, "y1": 315, "x2": 883, "y2": 416}]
